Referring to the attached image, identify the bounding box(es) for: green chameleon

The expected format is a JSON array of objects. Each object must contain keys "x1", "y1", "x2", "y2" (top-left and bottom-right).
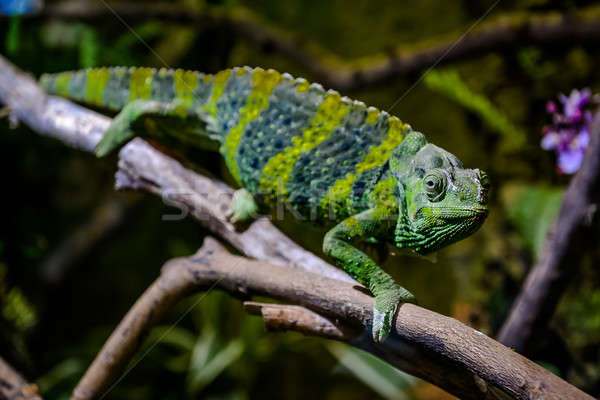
[{"x1": 40, "y1": 66, "x2": 489, "y2": 342}]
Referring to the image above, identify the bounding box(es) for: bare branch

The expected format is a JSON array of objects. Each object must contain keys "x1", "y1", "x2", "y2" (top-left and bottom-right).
[
  {"x1": 23, "y1": 2, "x2": 600, "y2": 90},
  {"x1": 73, "y1": 238, "x2": 593, "y2": 400},
  {"x1": 243, "y1": 301, "x2": 360, "y2": 341},
  {"x1": 0, "y1": 53, "x2": 353, "y2": 284},
  {"x1": 0, "y1": 355, "x2": 42, "y2": 400},
  {"x1": 497, "y1": 113, "x2": 600, "y2": 352}
]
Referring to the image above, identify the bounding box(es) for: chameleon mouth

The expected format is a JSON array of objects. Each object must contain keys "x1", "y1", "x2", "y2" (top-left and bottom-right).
[
  {"x1": 417, "y1": 206, "x2": 488, "y2": 222},
  {"x1": 395, "y1": 204, "x2": 489, "y2": 255}
]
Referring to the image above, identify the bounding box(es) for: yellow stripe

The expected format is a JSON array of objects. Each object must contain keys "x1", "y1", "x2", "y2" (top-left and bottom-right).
[
  {"x1": 296, "y1": 79, "x2": 309, "y2": 93},
  {"x1": 173, "y1": 69, "x2": 198, "y2": 107},
  {"x1": 85, "y1": 68, "x2": 110, "y2": 106},
  {"x1": 204, "y1": 69, "x2": 231, "y2": 117},
  {"x1": 128, "y1": 68, "x2": 153, "y2": 101},
  {"x1": 343, "y1": 215, "x2": 364, "y2": 236},
  {"x1": 320, "y1": 116, "x2": 407, "y2": 213},
  {"x1": 370, "y1": 176, "x2": 397, "y2": 210},
  {"x1": 55, "y1": 72, "x2": 72, "y2": 97},
  {"x1": 321, "y1": 172, "x2": 358, "y2": 217},
  {"x1": 260, "y1": 92, "x2": 351, "y2": 200},
  {"x1": 356, "y1": 117, "x2": 407, "y2": 172},
  {"x1": 365, "y1": 108, "x2": 379, "y2": 124},
  {"x1": 223, "y1": 69, "x2": 281, "y2": 183}
]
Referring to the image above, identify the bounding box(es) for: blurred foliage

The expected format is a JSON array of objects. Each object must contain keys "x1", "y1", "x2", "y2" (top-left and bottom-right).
[
  {"x1": 424, "y1": 69, "x2": 527, "y2": 150},
  {"x1": 506, "y1": 185, "x2": 563, "y2": 258},
  {"x1": 1, "y1": 0, "x2": 600, "y2": 398},
  {"x1": 5, "y1": 16, "x2": 20, "y2": 55},
  {"x1": 326, "y1": 342, "x2": 417, "y2": 400},
  {"x1": 0, "y1": 246, "x2": 37, "y2": 368},
  {"x1": 36, "y1": 358, "x2": 86, "y2": 397},
  {"x1": 568, "y1": 290, "x2": 600, "y2": 344}
]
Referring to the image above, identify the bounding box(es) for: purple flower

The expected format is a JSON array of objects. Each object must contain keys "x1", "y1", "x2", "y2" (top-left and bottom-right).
[
  {"x1": 541, "y1": 89, "x2": 597, "y2": 174},
  {"x1": 546, "y1": 101, "x2": 557, "y2": 114}
]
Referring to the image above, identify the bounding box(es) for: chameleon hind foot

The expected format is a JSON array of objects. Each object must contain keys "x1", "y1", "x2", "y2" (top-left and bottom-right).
[
  {"x1": 95, "y1": 99, "x2": 203, "y2": 157},
  {"x1": 228, "y1": 188, "x2": 259, "y2": 224},
  {"x1": 95, "y1": 117, "x2": 135, "y2": 157},
  {"x1": 372, "y1": 285, "x2": 416, "y2": 343}
]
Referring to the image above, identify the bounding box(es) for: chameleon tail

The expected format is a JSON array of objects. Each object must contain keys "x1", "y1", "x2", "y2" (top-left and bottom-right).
[
  {"x1": 40, "y1": 67, "x2": 220, "y2": 156},
  {"x1": 39, "y1": 67, "x2": 213, "y2": 112}
]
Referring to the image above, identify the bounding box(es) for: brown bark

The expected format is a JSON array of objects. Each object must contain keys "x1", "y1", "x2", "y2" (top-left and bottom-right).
[
  {"x1": 72, "y1": 238, "x2": 593, "y2": 400},
  {"x1": 243, "y1": 301, "x2": 360, "y2": 340}
]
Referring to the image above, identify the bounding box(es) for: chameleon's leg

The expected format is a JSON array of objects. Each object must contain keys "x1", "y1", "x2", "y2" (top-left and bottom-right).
[
  {"x1": 323, "y1": 209, "x2": 416, "y2": 342},
  {"x1": 95, "y1": 99, "x2": 203, "y2": 157},
  {"x1": 229, "y1": 188, "x2": 259, "y2": 223}
]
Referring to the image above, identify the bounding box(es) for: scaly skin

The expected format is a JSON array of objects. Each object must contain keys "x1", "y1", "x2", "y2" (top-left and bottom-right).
[{"x1": 40, "y1": 66, "x2": 490, "y2": 342}]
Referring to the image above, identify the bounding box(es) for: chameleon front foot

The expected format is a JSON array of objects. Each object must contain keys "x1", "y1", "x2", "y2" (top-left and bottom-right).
[
  {"x1": 228, "y1": 188, "x2": 259, "y2": 224},
  {"x1": 372, "y1": 285, "x2": 416, "y2": 343}
]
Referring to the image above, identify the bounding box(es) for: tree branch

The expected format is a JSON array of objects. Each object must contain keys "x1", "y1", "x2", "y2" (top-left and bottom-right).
[
  {"x1": 243, "y1": 301, "x2": 360, "y2": 341},
  {"x1": 0, "y1": 53, "x2": 352, "y2": 284},
  {"x1": 0, "y1": 355, "x2": 42, "y2": 400},
  {"x1": 497, "y1": 114, "x2": 600, "y2": 352},
  {"x1": 73, "y1": 237, "x2": 593, "y2": 400},
  {"x1": 23, "y1": 2, "x2": 600, "y2": 90}
]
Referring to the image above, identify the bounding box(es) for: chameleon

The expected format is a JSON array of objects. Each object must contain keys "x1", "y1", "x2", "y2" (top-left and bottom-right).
[{"x1": 39, "y1": 66, "x2": 490, "y2": 342}]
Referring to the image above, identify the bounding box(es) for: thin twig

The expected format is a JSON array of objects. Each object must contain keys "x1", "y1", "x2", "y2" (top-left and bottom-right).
[
  {"x1": 21, "y1": 2, "x2": 600, "y2": 90},
  {"x1": 497, "y1": 113, "x2": 600, "y2": 352},
  {"x1": 0, "y1": 355, "x2": 42, "y2": 400},
  {"x1": 243, "y1": 301, "x2": 360, "y2": 340},
  {"x1": 73, "y1": 237, "x2": 594, "y2": 400}
]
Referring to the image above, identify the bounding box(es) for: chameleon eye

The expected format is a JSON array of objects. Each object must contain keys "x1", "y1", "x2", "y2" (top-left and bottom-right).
[{"x1": 423, "y1": 169, "x2": 447, "y2": 202}]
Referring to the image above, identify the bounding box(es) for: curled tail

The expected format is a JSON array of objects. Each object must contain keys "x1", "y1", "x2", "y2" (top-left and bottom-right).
[{"x1": 40, "y1": 66, "x2": 214, "y2": 112}]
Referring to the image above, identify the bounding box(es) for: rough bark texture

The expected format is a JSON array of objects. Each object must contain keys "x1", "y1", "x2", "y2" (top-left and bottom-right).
[
  {"x1": 243, "y1": 301, "x2": 360, "y2": 340},
  {"x1": 73, "y1": 238, "x2": 593, "y2": 400},
  {"x1": 497, "y1": 114, "x2": 600, "y2": 352},
  {"x1": 19, "y1": 2, "x2": 600, "y2": 90}
]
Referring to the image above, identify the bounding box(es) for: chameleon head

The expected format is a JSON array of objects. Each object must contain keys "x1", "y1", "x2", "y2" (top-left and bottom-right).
[{"x1": 390, "y1": 131, "x2": 489, "y2": 254}]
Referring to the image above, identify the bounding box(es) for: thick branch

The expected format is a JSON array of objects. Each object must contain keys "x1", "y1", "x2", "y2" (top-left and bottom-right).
[
  {"x1": 73, "y1": 238, "x2": 593, "y2": 400},
  {"x1": 497, "y1": 114, "x2": 600, "y2": 352},
  {"x1": 0, "y1": 356, "x2": 42, "y2": 400},
  {"x1": 25, "y1": 2, "x2": 600, "y2": 90},
  {"x1": 0, "y1": 54, "x2": 352, "y2": 284}
]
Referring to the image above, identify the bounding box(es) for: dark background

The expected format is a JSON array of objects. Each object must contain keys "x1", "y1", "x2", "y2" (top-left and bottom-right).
[{"x1": 1, "y1": 0, "x2": 600, "y2": 398}]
